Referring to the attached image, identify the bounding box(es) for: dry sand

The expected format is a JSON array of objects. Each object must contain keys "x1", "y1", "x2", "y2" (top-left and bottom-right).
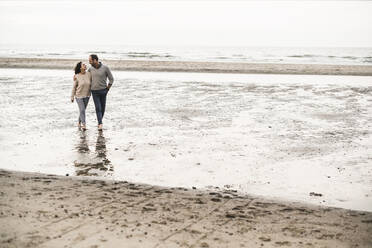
[
  {"x1": 1, "y1": 57, "x2": 372, "y2": 76},
  {"x1": 0, "y1": 169, "x2": 371, "y2": 248}
]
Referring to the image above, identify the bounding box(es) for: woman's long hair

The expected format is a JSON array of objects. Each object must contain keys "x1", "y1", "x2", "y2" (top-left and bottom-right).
[{"x1": 74, "y1": 62, "x2": 82, "y2": 75}]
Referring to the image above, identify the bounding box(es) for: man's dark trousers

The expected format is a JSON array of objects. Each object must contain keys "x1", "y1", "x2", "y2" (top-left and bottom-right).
[{"x1": 91, "y1": 88, "x2": 108, "y2": 125}]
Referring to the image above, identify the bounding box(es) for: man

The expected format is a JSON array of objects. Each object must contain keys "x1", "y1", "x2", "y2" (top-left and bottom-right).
[{"x1": 88, "y1": 54, "x2": 114, "y2": 131}]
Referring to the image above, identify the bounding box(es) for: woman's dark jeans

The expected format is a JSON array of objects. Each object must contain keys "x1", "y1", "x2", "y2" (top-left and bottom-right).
[{"x1": 91, "y1": 88, "x2": 108, "y2": 125}]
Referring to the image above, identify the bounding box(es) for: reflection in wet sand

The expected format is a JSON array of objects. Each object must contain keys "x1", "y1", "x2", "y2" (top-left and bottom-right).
[
  {"x1": 76, "y1": 130, "x2": 90, "y2": 153},
  {"x1": 74, "y1": 131, "x2": 113, "y2": 177}
]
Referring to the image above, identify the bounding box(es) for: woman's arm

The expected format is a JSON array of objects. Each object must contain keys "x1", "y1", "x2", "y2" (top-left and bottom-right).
[{"x1": 71, "y1": 76, "x2": 78, "y2": 102}]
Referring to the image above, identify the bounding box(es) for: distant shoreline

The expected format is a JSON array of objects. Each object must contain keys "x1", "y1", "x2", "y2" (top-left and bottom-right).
[{"x1": 1, "y1": 57, "x2": 372, "y2": 76}]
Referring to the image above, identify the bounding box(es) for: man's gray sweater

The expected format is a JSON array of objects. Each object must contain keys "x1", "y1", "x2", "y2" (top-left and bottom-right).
[{"x1": 88, "y1": 62, "x2": 114, "y2": 90}]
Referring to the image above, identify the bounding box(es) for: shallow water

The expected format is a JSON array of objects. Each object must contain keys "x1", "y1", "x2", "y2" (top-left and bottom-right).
[{"x1": 0, "y1": 68, "x2": 371, "y2": 211}]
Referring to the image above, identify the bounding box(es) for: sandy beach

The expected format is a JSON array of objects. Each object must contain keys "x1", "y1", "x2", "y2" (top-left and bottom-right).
[
  {"x1": 1, "y1": 57, "x2": 372, "y2": 76},
  {"x1": 1, "y1": 65, "x2": 372, "y2": 248},
  {"x1": 1, "y1": 169, "x2": 371, "y2": 248},
  {"x1": 1, "y1": 1, "x2": 372, "y2": 247}
]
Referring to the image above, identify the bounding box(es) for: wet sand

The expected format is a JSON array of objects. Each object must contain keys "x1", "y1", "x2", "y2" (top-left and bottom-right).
[
  {"x1": 0, "y1": 169, "x2": 371, "y2": 248},
  {"x1": 1, "y1": 57, "x2": 372, "y2": 76},
  {"x1": 1, "y1": 69, "x2": 372, "y2": 211}
]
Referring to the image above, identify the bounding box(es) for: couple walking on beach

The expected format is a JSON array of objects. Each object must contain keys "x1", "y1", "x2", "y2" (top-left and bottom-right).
[{"x1": 71, "y1": 54, "x2": 114, "y2": 131}]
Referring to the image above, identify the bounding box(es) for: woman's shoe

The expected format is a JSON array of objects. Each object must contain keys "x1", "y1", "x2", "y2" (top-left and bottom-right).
[
  {"x1": 81, "y1": 124, "x2": 87, "y2": 130},
  {"x1": 77, "y1": 122, "x2": 81, "y2": 128},
  {"x1": 98, "y1": 124, "x2": 103, "y2": 131}
]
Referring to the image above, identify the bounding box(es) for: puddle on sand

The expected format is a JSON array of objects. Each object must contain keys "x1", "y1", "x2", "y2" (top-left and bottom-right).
[{"x1": 0, "y1": 68, "x2": 372, "y2": 211}]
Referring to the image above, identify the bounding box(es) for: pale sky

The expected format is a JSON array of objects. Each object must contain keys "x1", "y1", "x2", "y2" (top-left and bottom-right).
[{"x1": 0, "y1": 0, "x2": 371, "y2": 47}]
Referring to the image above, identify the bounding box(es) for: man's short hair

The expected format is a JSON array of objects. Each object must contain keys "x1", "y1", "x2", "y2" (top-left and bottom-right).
[{"x1": 90, "y1": 54, "x2": 99, "y2": 61}]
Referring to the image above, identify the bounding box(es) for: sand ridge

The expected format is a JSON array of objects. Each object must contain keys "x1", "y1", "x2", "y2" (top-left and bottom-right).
[
  {"x1": 1, "y1": 57, "x2": 372, "y2": 76},
  {"x1": 0, "y1": 169, "x2": 371, "y2": 248}
]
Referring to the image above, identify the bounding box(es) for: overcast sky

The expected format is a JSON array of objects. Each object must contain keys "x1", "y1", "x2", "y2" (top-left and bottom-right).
[{"x1": 0, "y1": 0, "x2": 371, "y2": 47}]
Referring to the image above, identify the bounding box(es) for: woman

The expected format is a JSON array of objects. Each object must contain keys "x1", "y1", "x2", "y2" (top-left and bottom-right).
[{"x1": 71, "y1": 62, "x2": 92, "y2": 130}]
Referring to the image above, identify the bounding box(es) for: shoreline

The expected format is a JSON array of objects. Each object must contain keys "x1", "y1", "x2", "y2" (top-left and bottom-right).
[
  {"x1": 1, "y1": 57, "x2": 372, "y2": 76},
  {"x1": 1, "y1": 169, "x2": 371, "y2": 247}
]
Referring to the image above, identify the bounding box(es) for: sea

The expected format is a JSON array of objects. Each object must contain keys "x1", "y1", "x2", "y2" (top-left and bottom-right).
[{"x1": 0, "y1": 44, "x2": 372, "y2": 65}]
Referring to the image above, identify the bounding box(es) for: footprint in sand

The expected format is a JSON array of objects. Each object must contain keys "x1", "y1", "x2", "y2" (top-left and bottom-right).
[
  {"x1": 275, "y1": 241, "x2": 291, "y2": 246},
  {"x1": 259, "y1": 236, "x2": 271, "y2": 242}
]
